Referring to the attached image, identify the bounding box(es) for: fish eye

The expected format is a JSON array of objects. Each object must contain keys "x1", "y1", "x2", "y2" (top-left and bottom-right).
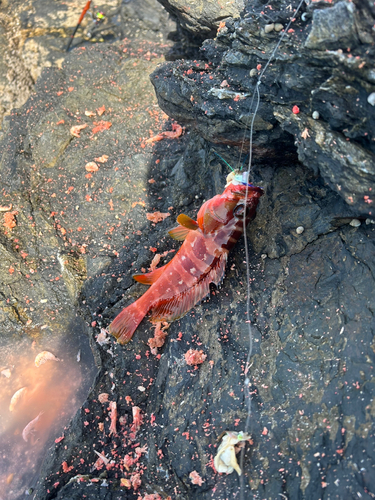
[{"x1": 234, "y1": 204, "x2": 245, "y2": 217}]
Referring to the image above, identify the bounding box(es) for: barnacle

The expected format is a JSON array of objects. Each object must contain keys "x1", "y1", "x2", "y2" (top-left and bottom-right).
[{"x1": 214, "y1": 431, "x2": 251, "y2": 475}]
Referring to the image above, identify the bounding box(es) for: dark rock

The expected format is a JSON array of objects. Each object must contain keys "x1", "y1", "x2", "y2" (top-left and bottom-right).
[
  {"x1": 150, "y1": 0, "x2": 375, "y2": 215},
  {"x1": 304, "y1": 1, "x2": 359, "y2": 50},
  {"x1": 156, "y1": 0, "x2": 245, "y2": 40}
]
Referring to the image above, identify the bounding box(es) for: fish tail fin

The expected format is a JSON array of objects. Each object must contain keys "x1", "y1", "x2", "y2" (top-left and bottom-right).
[{"x1": 108, "y1": 300, "x2": 147, "y2": 344}]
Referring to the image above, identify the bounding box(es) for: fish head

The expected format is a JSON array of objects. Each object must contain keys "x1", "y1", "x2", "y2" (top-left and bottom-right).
[{"x1": 198, "y1": 172, "x2": 263, "y2": 233}]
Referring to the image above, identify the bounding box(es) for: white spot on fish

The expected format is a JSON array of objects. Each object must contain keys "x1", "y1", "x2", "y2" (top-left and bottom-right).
[{"x1": 190, "y1": 268, "x2": 196, "y2": 273}]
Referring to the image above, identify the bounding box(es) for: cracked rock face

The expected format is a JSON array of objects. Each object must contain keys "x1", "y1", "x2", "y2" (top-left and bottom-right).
[
  {"x1": 151, "y1": 0, "x2": 375, "y2": 215},
  {"x1": 156, "y1": 0, "x2": 245, "y2": 39},
  {"x1": 0, "y1": 1, "x2": 374, "y2": 499}
]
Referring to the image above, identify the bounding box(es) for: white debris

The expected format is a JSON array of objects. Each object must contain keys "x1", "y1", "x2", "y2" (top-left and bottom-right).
[
  {"x1": 264, "y1": 23, "x2": 274, "y2": 33},
  {"x1": 1, "y1": 368, "x2": 11, "y2": 378},
  {"x1": 367, "y1": 92, "x2": 375, "y2": 106},
  {"x1": 214, "y1": 431, "x2": 251, "y2": 475},
  {"x1": 96, "y1": 329, "x2": 110, "y2": 345},
  {"x1": 208, "y1": 88, "x2": 250, "y2": 100}
]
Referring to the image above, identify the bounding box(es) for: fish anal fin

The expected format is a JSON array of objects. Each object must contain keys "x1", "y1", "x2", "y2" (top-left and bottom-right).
[
  {"x1": 133, "y1": 263, "x2": 169, "y2": 285},
  {"x1": 150, "y1": 252, "x2": 228, "y2": 322},
  {"x1": 168, "y1": 225, "x2": 190, "y2": 241},
  {"x1": 177, "y1": 214, "x2": 199, "y2": 230}
]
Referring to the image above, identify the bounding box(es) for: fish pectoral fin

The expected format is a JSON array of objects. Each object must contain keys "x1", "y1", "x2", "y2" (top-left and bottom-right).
[
  {"x1": 133, "y1": 263, "x2": 170, "y2": 285},
  {"x1": 168, "y1": 225, "x2": 190, "y2": 241},
  {"x1": 150, "y1": 252, "x2": 228, "y2": 323},
  {"x1": 176, "y1": 214, "x2": 199, "y2": 230}
]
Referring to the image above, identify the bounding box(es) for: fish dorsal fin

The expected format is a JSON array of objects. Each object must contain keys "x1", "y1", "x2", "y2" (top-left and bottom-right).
[
  {"x1": 177, "y1": 214, "x2": 199, "y2": 230},
  {"x1": 149, "y1": 252, "x2": 228, "y2": 323},
  {"x1": 133, "y1": 263, "x2": 170, "y2": 285},
  {"x1": 168, "y1": 225, "x2": 190, "y2": 241}
]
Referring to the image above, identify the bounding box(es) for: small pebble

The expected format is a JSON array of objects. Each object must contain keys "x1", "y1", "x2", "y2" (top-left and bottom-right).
[
  {"x1": 296, "y1": 226, "x2": 304, "y2": 234},
  {"x1": 264, "y1": 23, "x2": 274, "y2": 33},
  {"x1": 367, "y1": 92, "x2": 375, "y2": 106},
  {"x1": 349, "y1": 219, "x2": 361, "y2": 227},
  {"x1": 249, "y1": 68, "x2": 258, "y2": 77},
  {"x1": 365, "y1": 218, "x2": 375, "y2": 225},
  {"x1": 312, "y1": 111, "x2": 320, "y2": 120},
  {"x1": 274, "y1": 23, "x2": 283, "y2": 32}
]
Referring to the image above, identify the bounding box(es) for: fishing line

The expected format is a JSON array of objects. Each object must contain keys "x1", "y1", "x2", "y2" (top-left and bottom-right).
[
  {"x1": 238, "y1": 1, "x2": 306, "y2": 497},
  {"x1": 212, "y1": 150, "x2": 235, "y2": 172}
]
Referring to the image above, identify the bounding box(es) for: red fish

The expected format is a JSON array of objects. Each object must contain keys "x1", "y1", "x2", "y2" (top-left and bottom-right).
[{"x1": 109, "y1": 178, "x2": 263, "y2": 344}]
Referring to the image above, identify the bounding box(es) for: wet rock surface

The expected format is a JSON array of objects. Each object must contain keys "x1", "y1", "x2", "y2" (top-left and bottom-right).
[
  {"x1": 0, "y1": 0, "x2": 174, "y2": 124},
  {"x1": 0, "y1": 1, "x2": 374, "y2": 500}
]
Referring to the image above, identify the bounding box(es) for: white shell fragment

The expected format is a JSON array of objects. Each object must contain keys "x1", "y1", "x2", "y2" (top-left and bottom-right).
[
  {"x1": 367, "y1": 92, "x2": 375, "y2": 106},
  {"x1": 1, "y1": 368, "x2": 11, "y2": 378},
  {"x1": 296, "y1": 226, "x2": 304, "y2": 234},
  {"x1": 264, "y1": 23, "x2": 274, "y2": 33},
  {"x1": 9, "y1": 386, "x2": 27, "y2": 411},
  {"x1": 35, "y1": 351, "x2": 60, "y2": 367},
  {"x1": 312, "y1": 111, "x2": 320, "y2": 120},
  {"x1": 214, "y1": 431, "x2": 251, "y2": 476},
  {"x1": 350, "y1": 219, "x2": 361, "y2": 227}
]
